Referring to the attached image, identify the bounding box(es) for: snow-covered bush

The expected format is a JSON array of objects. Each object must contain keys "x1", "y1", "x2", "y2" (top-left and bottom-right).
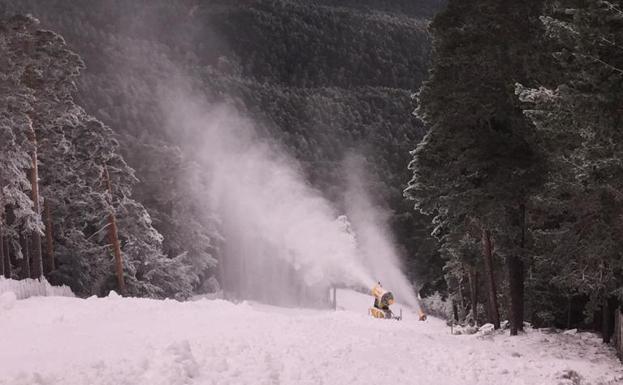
[
  {"x1": 451, "y1": 324, "x2": 478, "y2": 335},
  {"x1": 478, "y1": 323, "x2": 496, "y2": 336},
  {"x1": 0, "y1": 277, "x2": 74, "y2": 299},
  {"x1": 420, "y1": 291, "x2": 452, "y2": 320}
]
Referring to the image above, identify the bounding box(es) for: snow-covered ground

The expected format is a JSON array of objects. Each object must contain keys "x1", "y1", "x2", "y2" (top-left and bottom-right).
[{"x1": 1, "y1": 288, "x2": 621, "y2": 385}]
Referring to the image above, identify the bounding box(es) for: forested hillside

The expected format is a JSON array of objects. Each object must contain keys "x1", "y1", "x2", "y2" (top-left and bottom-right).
[{"x1": 0, "y1": 1, "x2": 443, "y2": 298}]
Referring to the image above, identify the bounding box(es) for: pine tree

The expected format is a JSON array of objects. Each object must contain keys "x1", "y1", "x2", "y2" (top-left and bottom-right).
[
  {"x1": 405, "y1": 0, "x2": 551, "y2": 334},
  {"x1": 1, "y1": 15, "x2": 196, "y2": 298},
  {"x1": 0, "y1": 15, "x2": 46, "y2": 278},
  {"x1": 518, "y1": 0, "x2": 623, "y2": 341}
]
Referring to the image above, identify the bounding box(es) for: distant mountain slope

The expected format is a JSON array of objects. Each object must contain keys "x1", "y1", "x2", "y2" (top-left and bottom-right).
[{"x1": 0, "y1": 0, "x2": 445, "y2": 294}]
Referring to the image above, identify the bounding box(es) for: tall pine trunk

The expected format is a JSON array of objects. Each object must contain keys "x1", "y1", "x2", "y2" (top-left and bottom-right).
[
  {"x1": 3, "y1": 237, "x2": 11, "y2": 279},
  {"x1": 507, "y1": 255, "x2": 524, "y2": 335},
  {"x1": 104, "y1": 166, "x2": 126, "y2": 295},
  {"x1": 19, "y1": 234, "x2": 30, "y2": 279},
  {"x1": 0, "y1": 233, "x2": 4, "y2": 278},
  {"x1": 508, "y1": 203, "x2": 526, "y2": 336},
  {"x1": 27, "y1": 123, "x2": 43, "y2": 279},
  {"x1": 217, "y1": 254, "x2": 226, "y2": 298},
  {"x1": 468, "y1": 266, "x2": 478, "y2": 323},
  {"x1": 43, "y1": 199, "x2": 54, "y2": 275},
  {"x1": 603, "y1": 297, "x2": 611, "y2": 343},
  {"x1": 458, "y1": 277, "x2": 466, "y2": 319},
  {"x1": 482, "y1": 228, "x2": 500, "y2": 329}
]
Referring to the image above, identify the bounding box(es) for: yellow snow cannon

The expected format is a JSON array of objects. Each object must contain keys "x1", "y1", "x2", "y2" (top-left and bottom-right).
[{"x1": 369, "y1": 283, "x2": 401, "y2": 320}]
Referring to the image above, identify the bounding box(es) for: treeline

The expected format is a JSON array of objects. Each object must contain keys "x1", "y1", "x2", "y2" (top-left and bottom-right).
[
  {"x1": 406, "y1": 0, "x2": 623, "y2": 340},
  {"x1": 0, "y1": 1, "x2": 444, "y2": 299},
  {"x1": 0, "y1": 16, "x2": 199, "y2": 298},
  {"x1": 206, "y1": 0, "x2": 431, "y2": 90}
]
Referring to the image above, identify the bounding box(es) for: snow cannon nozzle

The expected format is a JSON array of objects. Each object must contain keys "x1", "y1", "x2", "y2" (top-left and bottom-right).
[
  {"x1": 371, "y1": 282, "x2": 395, "y2": 307},
  {"x1": 368, "y1": 282, "x2": 427, "y2": 321},
  {"x1": 369, "y1": 282, "x2": 400, "y2": 320}
]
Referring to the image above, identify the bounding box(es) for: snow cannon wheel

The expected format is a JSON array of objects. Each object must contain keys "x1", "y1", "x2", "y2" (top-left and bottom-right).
[{"x1": 418, "y1": 311, "x2": 427, "y2": 321}]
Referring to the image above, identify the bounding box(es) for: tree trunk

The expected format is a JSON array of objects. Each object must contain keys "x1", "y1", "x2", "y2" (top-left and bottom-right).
[
  {"x1": 508, "y1": 203, "x2": 527, "y2": 336},
  {"x1": 217, "y1": 254, "x2": 226, "y2": 297},
  {"x1": 452, "y1": 300, "x2": 459, "y2": 322},
  {"x1": 43, "y1": 199, "x2": 54, "y2": 275},
  {"x1": 468, "y1": 267, "x2": 479, "y2": 323},
  {"x1": 104, "y1": 166, "x2": 126, "y2": 295},
  {"x1": 482, "y1": 228, "x2": 500, "y2": 329},
  {"x1": 0, "y1": 233, "x2": 4, "y2": 278},
  {"x1": 567, "y1": 295, "x2": 572, "y2": 330},
  {"x1": 27, "y1": 122, "x2": 43, "y2": 279},
  {"x1": 603, "y1": 297, "x2": 611, "y2": 343},
  {"x1": 3, "y1": 237, "x2": 11, "y2": 279},
  {"x1": 507, "y1": 255, "x2": 524, "y2": 335},
  {"x1": 19, "y1": 234, "x2": 30, "y2": 279},
  {"x1": 458, "y1": 277, "x2": 466, "y2": 321}
]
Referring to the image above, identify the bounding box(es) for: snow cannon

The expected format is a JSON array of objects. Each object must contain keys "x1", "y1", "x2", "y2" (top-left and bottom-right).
[{"x1": 369, "y1": 283, "x2": 401, "y2": 320}]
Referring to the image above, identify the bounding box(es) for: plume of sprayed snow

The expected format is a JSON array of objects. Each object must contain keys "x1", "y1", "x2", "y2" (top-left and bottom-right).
[
  {"x1": 342, "y1": 154, "x2": 422, "y2": 311},
  {"x1": 159, "y1": 89, "x2": 375, "y2": 304}
]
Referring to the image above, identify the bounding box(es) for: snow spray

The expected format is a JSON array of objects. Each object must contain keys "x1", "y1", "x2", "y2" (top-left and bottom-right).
[
  {"x1": 160, "y1": 86, "x2": 421, "y2": 311},
  {"x1": 161, "y1": 91, "x2": 376, "y2": 305},
  {"x1": 342, "y1": 154, "x2": 423, "y2": 312}
]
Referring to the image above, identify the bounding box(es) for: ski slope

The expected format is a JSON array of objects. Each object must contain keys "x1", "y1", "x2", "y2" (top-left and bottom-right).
[{"x1": 0, "y1": 289, "x2": 621, "y2": 385}]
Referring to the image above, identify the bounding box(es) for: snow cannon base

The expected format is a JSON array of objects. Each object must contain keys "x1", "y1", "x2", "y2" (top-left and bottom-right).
[{"x1": 369, "y1": 307, "x2": 402, "y2": 321}]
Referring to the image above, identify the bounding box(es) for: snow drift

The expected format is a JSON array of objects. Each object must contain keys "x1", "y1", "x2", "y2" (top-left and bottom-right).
[{"x1": 0, "y1": 277, "x2": 74, "y2": 300}]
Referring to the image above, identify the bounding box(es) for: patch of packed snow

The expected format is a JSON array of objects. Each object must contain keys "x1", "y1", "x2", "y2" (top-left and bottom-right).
[
  {"x1": 0, "y1": 291, "x2": 16, "y2": 311},
  {"x1": 0, "y1": 289, "x2": 621, "y2": 385}
]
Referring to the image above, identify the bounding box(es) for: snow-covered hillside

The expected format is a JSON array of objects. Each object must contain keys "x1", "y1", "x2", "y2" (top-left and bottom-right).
[{"x1": 0, "y1": 289, "x2": 621, "y2": 385}]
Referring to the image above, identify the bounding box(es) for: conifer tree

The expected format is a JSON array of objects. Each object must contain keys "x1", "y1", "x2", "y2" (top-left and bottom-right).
[
  {"x1": 0, "y1": 15, "x2": 45, "y2": 278},
  {"x1": 405, "y1": 0, "x2": 551, "y2": 334},
  {"x1": 1, "y1": 15, "x2": 196, "y2": 298},
  {"x1": 518, "y1": 0, "x2": 623, "y2": 341}
]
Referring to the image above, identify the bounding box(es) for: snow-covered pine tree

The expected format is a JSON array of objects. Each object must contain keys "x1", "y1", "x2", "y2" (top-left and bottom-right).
[
  {"x1": 2, "y1": 14, "x2": 196, "y2": 298},
  {"x1": 518, "y1": 0, "x2": 623, "y2": 341},
  {"x1": 0, "y1": 15, "x2": 47, "y2": 279},
  {"x1": 18, "y1": 24, "x2": 85, "y2": 279},
  {"x1": 65, "y1": 116, "x2": 196, "y2": 299},
  {"x1": 405, "y1": 0, "x2": 552, "y2": 334}
]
